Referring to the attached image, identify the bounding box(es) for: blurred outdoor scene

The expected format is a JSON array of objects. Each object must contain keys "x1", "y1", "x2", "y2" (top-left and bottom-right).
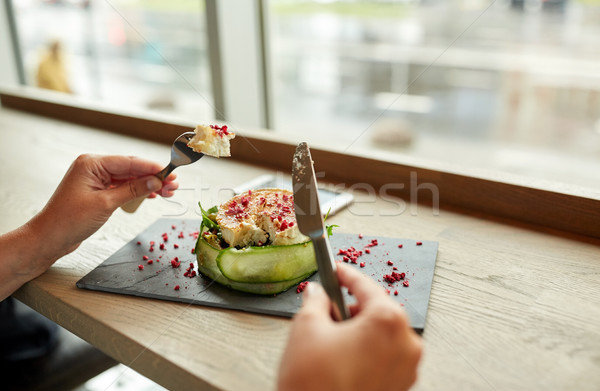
[
  {"x1": 13, "y1": 0, "x2": 213, "y2": 118},
  {"x1": 11, "y1": 0, "x2": 600, "y2": 188}
]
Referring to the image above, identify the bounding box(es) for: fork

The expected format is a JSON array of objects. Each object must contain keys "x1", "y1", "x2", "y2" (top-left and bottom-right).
[{"x1": 121, "y1": 132, "x2": 203, "y2": 213}]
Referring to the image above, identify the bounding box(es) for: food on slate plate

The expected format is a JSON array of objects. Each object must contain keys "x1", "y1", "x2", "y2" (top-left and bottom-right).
[
  {"x1": 187, "y1": 124, "x2": 235, "y2": 157},
  {"x1": 195, "y1": 189, "x2": 317, "y2": 295}
]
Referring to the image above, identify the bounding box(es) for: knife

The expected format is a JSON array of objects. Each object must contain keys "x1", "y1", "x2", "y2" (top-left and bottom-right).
[{"x1": 292, "y1": 142, "x2": 350, "y2": 321}]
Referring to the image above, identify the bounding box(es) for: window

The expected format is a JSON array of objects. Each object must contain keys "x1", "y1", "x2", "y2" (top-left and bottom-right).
[
  {"x1": 267, "y1": 0, "x2": 600, "y2": 188},
  {"x1": 2, "y1": 0, "x2": 600, "y2": 190},
  {"x1": 10, "y1": 0, "x2": 213, "y2": 118}
]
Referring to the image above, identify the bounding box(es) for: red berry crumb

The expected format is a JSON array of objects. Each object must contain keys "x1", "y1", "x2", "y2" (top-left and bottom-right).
[
  {"x1": 184, "y1": 263, "x2": 197, "y2": 278},
  {"x1": 394, "y1": 290, "x2": 399, "y2": 296},
  {"x1": 403, "y1": 280, "x2": 410, "y2": 287},
  {"x1": 387, "y1": 260, "x2": 394, "y2": 266},
  {"x1": 416, "y1": 241, "x2": 422, "y2": 246},
  {"x1": 359, "y1": 262, "x2": 365, "y2": 268},
  {"x1": 142, "y1": 255, "x2": 149, "y2": 260},
  {"x1": 174, "y1": 285, "x2": 180, "y2": 291},
  {"x1": 358, "y1": 233, "x2": 363, "y2": 239},
  {"x1": 296, "y1": 281, "x2": 310, "y2": 294},
  {"x1": 147, "y1": 260, "x2": 153, "y2": 265},
  {"x1": 383, "y1": 272, "x2": 405, "y2": 284},
  {"x1": 136, "y1": 241, "x2": 141, "y2": 245},
  {"x1": 174, "y1": 243, "x2": 179, "y2": 249},
  {"x1": 138, "y1": 264, "x2": 144, "y2": 271},
  {"x1": 338, "y1": 246, "x2": 364, "y2": 262},
  {"x1": 398, "y1": 244, "x2": 403, "y2": 248}
]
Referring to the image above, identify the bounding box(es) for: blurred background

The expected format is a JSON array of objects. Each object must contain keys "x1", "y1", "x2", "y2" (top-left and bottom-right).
[{"x1": 5, "y1": 0, "x2": 600, "y2": 189}]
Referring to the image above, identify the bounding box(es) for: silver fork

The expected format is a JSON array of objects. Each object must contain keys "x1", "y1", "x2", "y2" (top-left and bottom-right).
[{"x1": 121, "y1": 132, "x2": 203, "y2": 213}]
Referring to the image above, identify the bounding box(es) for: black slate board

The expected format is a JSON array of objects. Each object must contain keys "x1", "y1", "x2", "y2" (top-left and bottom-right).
[{"x1": 77, "y1": 218, "x2": 438, "y2": 332}]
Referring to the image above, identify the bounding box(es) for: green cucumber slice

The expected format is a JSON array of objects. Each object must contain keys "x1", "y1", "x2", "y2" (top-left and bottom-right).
[
  {"x1": 195, "y1": 237, "x2": 316, "y2": 295},
  {"x1": 216, "y1": 241, "x2": 316, "y2": 283},
  {"x1": 195, "y1": 236, "x2": 226, "y2": 281}
]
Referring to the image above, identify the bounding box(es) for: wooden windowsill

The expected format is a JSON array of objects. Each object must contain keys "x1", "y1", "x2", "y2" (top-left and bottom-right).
[{"x1": 2, "y1": 86, "x2": 599, "y2": 239}]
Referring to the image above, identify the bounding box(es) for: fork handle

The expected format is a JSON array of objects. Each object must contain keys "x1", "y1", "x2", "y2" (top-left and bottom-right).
[
  {"x1": 120, "y1": 196, "x2": 146, "y2": 213},
  {"x1": 156, "y1": 163, "x2": 175, "y2": 181},
  {"x1": 121, "y1": 163, "x2": 174, "y2": 213}
]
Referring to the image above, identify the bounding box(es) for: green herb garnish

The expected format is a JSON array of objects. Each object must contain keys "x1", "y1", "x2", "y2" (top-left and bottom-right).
[
  {"x1": 323, "y1": 207, "x2": 338, "y2": 238},
  {"x1": 199, "y1": 201, "x2": 220, "y2": 233}
]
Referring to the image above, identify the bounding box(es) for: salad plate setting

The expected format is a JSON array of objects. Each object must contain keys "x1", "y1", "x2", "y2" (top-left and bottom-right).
[{"x1": 77, "y1": 131, "x2": 439, "y2": 332}]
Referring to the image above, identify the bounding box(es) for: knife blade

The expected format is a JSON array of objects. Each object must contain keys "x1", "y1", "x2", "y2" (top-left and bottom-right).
[{"x1": 292, "y1": 142, "x2": 350, "y2": 321}]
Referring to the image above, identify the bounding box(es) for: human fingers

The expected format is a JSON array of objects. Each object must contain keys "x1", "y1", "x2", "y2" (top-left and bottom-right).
[
  {"x1": 97, "y1": 154, "x2": 177, "y2": 198},
  {"x1": 106, "y1": 176, "x2": 163, "y2": 207},
  {"x1": 295, "y1": 282, "x2": 334, "y2": 325},
  {"x1": 110, "y1": 173, "x2": 177, "y2": 187},
  {"x1": 98, "y1": 155, "x2": 164, "y2": 179},
  {"x1": 138, "y1": 179, "x2": 179, "y2": 198},
  {"x1": 278, "y1": 282, "x2": 336, "y2": 390},
  {"x1": 157, "y1": 180, "x2": 179, "y2": 197},
  {"x1": 337, "y1": 263, "x2": 388, "y2": 308}
]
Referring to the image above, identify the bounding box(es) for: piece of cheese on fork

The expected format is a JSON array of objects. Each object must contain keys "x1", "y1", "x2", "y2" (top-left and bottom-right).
[{"x1": 187, "y1": 124, "x2": 236, "y2": 157}]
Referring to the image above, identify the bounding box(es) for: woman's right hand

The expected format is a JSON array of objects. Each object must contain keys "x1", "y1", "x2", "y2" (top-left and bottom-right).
[{"x1": 278, "y1": 263, "x2": 422, "y2": 391}]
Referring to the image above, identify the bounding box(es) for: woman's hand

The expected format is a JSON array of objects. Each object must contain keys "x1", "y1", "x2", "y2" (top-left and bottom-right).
[
  {"x1": 0, "y1": 154, "x2": 178, "y2": 300},
  {"x1": 278, "y1": 263, "x2": 422, "y2": 391},
  {"x1": 34, "y1": 154, "x2": 178, "y2": 256}
]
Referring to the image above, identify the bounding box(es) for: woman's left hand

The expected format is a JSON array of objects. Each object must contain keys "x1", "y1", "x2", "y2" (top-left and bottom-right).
[{"x1": 31, "y1": 154, "x2": 178, "y2": 262}]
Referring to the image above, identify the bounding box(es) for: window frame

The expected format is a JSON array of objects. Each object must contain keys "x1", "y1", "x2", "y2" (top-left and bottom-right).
[
  {"x1": 0, "y1": 0, "x2": 23, "y2": 86},
  {"x1": 205, "y1": 0, "x2": 271, "y2": 129}
]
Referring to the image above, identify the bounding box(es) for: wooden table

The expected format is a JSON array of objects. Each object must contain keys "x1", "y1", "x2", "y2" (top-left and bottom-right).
[{"x1": 1, "y1": 106, "x2": 599, "y2": 391}]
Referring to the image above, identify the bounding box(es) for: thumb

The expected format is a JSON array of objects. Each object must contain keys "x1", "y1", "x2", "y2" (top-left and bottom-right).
[
  {"x1": 109, "y1": 176, "x2": 162, "y2": 206},
  {"x1": 298, "y1": 282, "x2": 332, "y2": 321}
]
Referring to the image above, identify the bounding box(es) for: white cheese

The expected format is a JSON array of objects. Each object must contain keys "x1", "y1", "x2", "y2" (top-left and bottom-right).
[
  {"x1": 216, "y1": 189, "x2": 309, "y2": 248},
  {"x1": 187, "y1": 124, "x2": 235, "y2": 157}
]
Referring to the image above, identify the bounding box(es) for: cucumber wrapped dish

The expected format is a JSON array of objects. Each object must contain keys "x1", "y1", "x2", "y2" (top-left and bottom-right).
[{"x1": 195, "y1": 189, "x2": 317, "y2": 295}]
